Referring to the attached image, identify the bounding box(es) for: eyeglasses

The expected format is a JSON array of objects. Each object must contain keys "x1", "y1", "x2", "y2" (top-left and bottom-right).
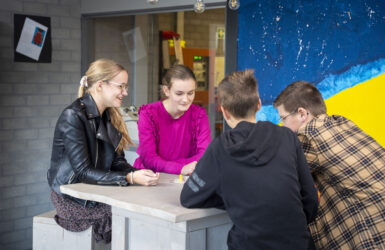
[
  {"x1": 104, "y1": 80, "x2": 129, "y2": 92},
  {"x1": 279, "y1": 111, "x2": 297, "y2": 123}
]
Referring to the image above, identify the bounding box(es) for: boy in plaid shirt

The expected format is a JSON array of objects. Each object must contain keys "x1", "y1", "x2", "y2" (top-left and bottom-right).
[{"x1": 274, "y1": 81, "x2": 385, "y2": 249}]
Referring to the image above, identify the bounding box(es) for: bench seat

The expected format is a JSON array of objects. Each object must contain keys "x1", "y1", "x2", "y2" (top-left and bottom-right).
[{"x1": 33, "y1": 210, "x2": 110, "y2": 250}]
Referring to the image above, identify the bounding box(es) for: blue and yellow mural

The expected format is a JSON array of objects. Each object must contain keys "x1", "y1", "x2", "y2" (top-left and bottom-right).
[{"x1": 237, "y1": 0, "x2": 385, "y2": 145}]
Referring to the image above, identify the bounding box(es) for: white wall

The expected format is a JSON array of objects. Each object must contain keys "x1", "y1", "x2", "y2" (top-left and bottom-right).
[{"x1": 81, "y1": 0, "x2": 226, "y2": 15}]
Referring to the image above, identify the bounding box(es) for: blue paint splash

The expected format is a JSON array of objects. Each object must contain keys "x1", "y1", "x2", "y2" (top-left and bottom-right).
[
  {"x1": 318, "y1": 58, "x2": 385, "y2": 99},
  {"x1": 257, "y1": 58, "x2": 385, "y2": 123},
  {"x1": 256, "y1": 105, "x2": 280, "y2": 124},
  {"x1": 238, "y1": 0, "x2": 385, "y2": 105}
]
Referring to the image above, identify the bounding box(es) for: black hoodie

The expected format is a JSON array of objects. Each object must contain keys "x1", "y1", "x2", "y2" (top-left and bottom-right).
[{"x1": 180, "y1": 121, "x2": 318, "y2": 250}]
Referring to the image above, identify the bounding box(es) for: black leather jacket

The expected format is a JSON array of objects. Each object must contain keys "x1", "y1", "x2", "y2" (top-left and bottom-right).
[{"x1": 48, "y1": 94, "x2": 136, "y2": 207}]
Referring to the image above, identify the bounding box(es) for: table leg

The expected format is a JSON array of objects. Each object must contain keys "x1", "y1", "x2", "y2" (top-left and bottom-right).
[{"x1": 112, "y1": 211, "x2": 128, "y2": 250}]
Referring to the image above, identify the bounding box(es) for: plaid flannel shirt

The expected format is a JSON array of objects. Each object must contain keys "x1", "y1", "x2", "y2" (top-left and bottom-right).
[{"x1": 297, "y1": 114, "x2": 385, "y2": 249}]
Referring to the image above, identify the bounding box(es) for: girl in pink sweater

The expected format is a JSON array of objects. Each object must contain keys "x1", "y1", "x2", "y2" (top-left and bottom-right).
[{"x1": 133, "y1": 65, "x2": 211, "y2": 175}]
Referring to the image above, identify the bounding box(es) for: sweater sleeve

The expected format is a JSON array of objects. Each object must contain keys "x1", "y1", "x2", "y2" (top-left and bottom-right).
[
  {"x1": 136, "y1": 106, "x2": 184, "y2": 174},
  {"x1": 175, "y1": 106, "x2": 212, "y2": 166},
  {"x1": 180, "y1": 142, "x2": 224, "y2": 209},
  {"x1": 295, "y1": 136, "x2": 319, "y2": 224}
]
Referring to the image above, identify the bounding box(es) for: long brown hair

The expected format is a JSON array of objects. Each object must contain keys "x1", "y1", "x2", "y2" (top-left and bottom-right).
[{"x1": 79, "y1": 58, "x2": 134, "y2": 153}]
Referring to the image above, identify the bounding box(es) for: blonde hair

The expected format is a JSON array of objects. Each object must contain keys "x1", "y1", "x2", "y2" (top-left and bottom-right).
[{"x1": 79, "y1": 58, "x2": 134, "y2": 153}]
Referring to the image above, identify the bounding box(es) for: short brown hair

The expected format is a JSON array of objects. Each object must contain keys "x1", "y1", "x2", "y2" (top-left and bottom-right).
[
  {"x1": 273, "y1": 81, "x2": 327, "y2": 116},
  {"x1": 217, "y1": 69, "x2": 260, "y2": 119}
]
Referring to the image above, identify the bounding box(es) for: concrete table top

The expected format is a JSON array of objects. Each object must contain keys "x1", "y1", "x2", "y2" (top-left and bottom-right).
[{"x1": 60, "y1": 173, "x2": 226, "y2": 223}]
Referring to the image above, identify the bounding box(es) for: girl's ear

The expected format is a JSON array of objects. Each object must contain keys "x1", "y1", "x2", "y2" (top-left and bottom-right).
[
  {"x1": 162, "y1": 85, "x2": 170, "y2": 97},
  {"x1": 94, "y1": 80, "x2": 104, "y2": 92}
]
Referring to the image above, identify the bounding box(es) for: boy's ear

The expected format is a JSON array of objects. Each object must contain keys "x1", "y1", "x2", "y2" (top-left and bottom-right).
[
  {"x1": 220, "y1": 106, "x2": 231, "y2": 121},
  {"x1": 297, "y1": 107, "x2": 309, "y2": 122},
  {"x1": 256, "y1": 98, "x2": 262, "y2": 112}
]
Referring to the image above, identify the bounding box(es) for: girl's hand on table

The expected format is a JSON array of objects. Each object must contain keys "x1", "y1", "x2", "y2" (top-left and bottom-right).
[
  {"x1": 181, "y1": 161, "x2": 197, "y2": 176},
  {"x1": 129, "y1": 170, "x2": 160, "y2": 186}
]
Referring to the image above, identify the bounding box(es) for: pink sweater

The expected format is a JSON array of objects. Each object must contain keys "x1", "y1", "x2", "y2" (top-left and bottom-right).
[{"x1": 133, "y1": 101, "x2": 211, "y2": 174}]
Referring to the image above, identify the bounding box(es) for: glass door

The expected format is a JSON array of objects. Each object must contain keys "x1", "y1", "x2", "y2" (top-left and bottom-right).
[{"x1": 82, "y1": 8, "x2": 226, "y2": 138}]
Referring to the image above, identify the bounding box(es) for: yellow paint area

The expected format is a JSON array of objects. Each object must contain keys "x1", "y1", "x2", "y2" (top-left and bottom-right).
[{"x1": 325, "y1": 72, "x2": 385, "y2": 146}]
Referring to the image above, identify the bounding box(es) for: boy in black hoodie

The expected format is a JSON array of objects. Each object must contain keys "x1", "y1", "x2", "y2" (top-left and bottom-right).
[{"x1": 180, "y1": 70, "x2": 318, "y2": 250}]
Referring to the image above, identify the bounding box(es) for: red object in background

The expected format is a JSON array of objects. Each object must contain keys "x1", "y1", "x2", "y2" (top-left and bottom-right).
[
  {"x1": 33, "y1": 31, "x2": 43, "y2": 45},
  {"x1": 162, "y1": 30, "x2": 180, "y2": 39}
]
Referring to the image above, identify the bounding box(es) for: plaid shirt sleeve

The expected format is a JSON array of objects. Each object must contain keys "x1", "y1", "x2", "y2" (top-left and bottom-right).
[
  {"x1": 297, "y1": 115, "x2": 385, "y2": 249},
  {"x1": 297, "y1": 133, "x2": 321, "y2": 174}
]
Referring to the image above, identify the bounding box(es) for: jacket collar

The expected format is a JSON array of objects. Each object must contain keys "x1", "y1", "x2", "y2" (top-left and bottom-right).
[
  {"x1": 80, "y1": 93, "x2": 122, "y2": 151},
  {"x1": 297, "y1": 113, "x2": 328, "y2": 134},
  {"x1": 80, "y1": 93, "x2": 101, "y2": 119}
]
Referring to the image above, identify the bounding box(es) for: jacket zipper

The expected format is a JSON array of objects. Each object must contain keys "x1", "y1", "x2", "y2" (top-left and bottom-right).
[
  {"x1": 82, "y1": 119, "x2": 98, "y2": 208},
  {"x1": 92, "y1": 120, "x2": 99, "y2": 168},
  {"x1": 92, "y1": 119, "x2": 125, "y2": 186},
  {"x1": 68, "y1": 172, "x2": 75, "y2": 184},
  {"x1": 95, "y1": 141, "x2": 99, "y2": 168}
]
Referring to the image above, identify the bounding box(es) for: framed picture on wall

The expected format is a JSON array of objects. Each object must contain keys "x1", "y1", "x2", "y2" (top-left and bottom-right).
[{"x1": 14, "y1": 14, "x2": 52, "y2": 63}]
